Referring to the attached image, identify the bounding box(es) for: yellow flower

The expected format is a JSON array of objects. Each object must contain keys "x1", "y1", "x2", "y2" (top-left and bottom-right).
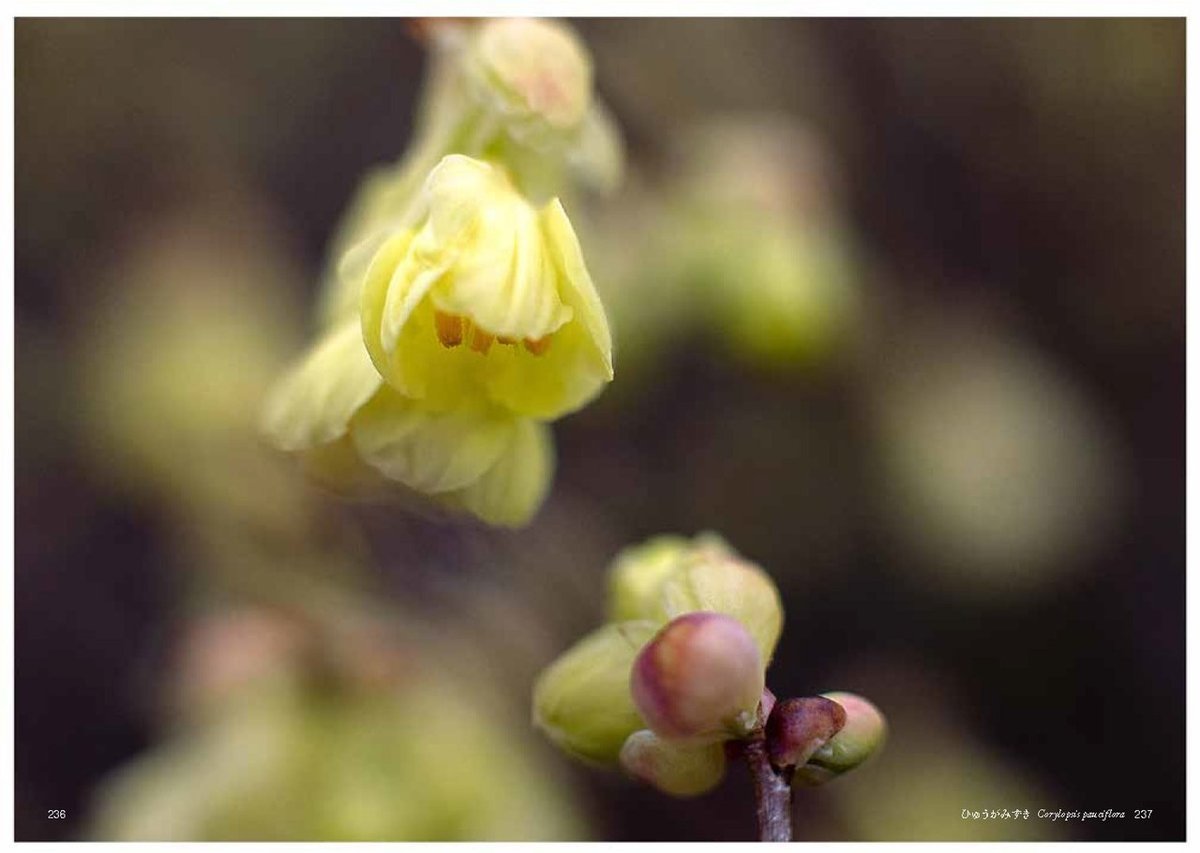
[
  {"x1": 262, "y1": 22, "x2": 620, "y2": 528},
  {"x1": 261, "y1": 321, "x2": 553, "y2": 527},
  {"x1": 314, "y1": 17, "x2": 622, "y2": 334},
  {"x1": 358, "y1": 154, "x2": 613, "y2": 419}
]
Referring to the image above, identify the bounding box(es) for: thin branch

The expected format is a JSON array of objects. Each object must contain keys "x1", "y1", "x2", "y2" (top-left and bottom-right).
[{"x1": 743, "y1": 737, "x2": 793, "y2": 842}]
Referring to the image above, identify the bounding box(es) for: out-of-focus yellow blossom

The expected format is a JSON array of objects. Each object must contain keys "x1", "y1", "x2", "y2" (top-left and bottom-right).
[
  {"x1": 872, "y1": 310, "x2": 1122, "y2": 597},
  {"x1": 587, "y1": 115, "x2": 860, "y2": 376},
  {"x1": 87, "y1": 607, "x2": 586, "y2": 841},
  {"x1": 261, "y1": 319, "x2": 554, "y2": 527},
  {"x1": 664, "y1": 116, "x2": 861, "y2": 367},
  {"x1": 74, "y1": 199, "x2": 378, "y2": 605},
  {"x1": 572, "y1": 175, "x2": 694, "y2": 380},
  {"x1": 76, "y1": 201, "x2": 324, "y2": 542}
]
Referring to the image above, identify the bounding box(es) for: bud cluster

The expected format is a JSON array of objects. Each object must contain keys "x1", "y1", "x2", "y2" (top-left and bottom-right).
[{"x1": 533, "y1": 534, "x2": 885, "y2": 797}]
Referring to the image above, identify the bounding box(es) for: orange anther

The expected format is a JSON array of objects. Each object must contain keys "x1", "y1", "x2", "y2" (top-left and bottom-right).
[
  {"x1": 470, "y1": 327, "x2": 495, "y2": 354},
  {"x1": 524, "y1": 336, "x2": 552, "y2": 356},
  {"x1": 434, "y1": 311, "x2": 464, "y2": 348}
]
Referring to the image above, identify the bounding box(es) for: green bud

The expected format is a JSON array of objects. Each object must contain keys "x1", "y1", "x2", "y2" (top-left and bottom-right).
[
  {"x1": 532, "y1": 621, "x2": 658, "y2": 764},
  {"x1": 792, "y1": 692, "x2": 886, "y2": 787},
  {"x1": 630, "y1": 613, "x2": 764, "y2": 744},
  {"x1": 657, "y1": 545, "x2": 783, "y2": 665},
  {"x1": 619, "y1": 730, "x2": 726, "y2": 798},
  {"x1": 606, "y1": 533, "x2": 783, "y2": 663},
  {"x1": 607, "y1": 535, "x2": 697, "y2": 623}
]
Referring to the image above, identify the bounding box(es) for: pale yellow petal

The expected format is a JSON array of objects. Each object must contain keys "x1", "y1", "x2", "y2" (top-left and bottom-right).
[
  {"x1": 318, "y1": 170, "x2": 408, "y2": 331},
  {"x1": 356, "y1": 156, "x2": 615, "y2": 420},
  {"x1": 350, "y1": 391, "x2": 513, "y2": 495},
  {"x1": 423, "y1": 156, "x2": 573, "y2": 341},
  {"x1": 260, "y1": 322, "x2": 382, "y2": 452},
  {"x1": 430, "y1": 205, "x2": 574, "y2": 341},
  {"x1": 540, "y1": 199, "x2": 613, "y2": 375},
  {"x1": 481, "y1": 305, "x2": 612, "y2": 418},
  {"x1": 455, "y1": 418, "x2": 554, "y2": 527},
  {"x1": 532, "y1": 620, "x2": 658, "y2": 765},
  {"x1": 358, "y1": 230, "x2": 443, "y2": 399},
  {"x1": 321, "y1": 230, "x2": 389, "y2": 331}
]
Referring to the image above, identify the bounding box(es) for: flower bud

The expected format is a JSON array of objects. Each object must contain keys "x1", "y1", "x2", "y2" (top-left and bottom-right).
[
  {"x1": 465, "y1": 18, "x2": 593, "y2": 142},
  {"x1": 656, "y1": 548, "x2": 784, "y2": 665},
  {"x1": 605, "y1": 533, "x2": 783, "y2": 663},
  {"x1": 765, "y1": 696, "x2": 846, "y2": 769},
  {"x1": 792, "y1": 692, "x2": 886, "y2": 786},
  {"x1": 532, "y1": 621, "x2": 658, "y2": 764},
  {"x1": 388, "y1": 18, "x2": 619, "y2": 207},
  {"x1": 607, "y1": 535, "x2": 695, "y2": 622},
  {"x1": 630, "y1": 613, "x2": 764, "y2": 744},
  {"x1": 619, "y1": 730, "x2": 726, "y2": 798}
]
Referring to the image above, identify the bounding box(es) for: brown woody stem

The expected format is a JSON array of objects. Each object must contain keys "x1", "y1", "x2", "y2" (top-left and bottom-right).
[{"x1": 743, "y1": 736, "x2": 793, "y2": 842}]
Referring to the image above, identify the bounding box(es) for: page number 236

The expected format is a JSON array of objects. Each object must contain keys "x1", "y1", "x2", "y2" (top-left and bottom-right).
[{"x1": 47, "y1": 810, "x2": 66, "y2": 820}]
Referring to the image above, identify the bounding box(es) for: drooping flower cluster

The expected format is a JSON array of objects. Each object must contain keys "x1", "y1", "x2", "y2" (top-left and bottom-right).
[
  {"x1": 533, "y1": 534, "x2": 885, "y2": 796},
  {"x1": 262, "y1": 19, "x2": 620, "y2": 526}
]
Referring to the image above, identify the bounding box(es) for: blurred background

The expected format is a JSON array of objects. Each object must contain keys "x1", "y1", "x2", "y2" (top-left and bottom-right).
[{"x1": 15, "y1": 17, "x2": 1184, "y2": 841}]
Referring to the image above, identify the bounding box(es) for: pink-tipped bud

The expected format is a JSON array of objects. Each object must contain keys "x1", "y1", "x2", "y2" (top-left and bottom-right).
[
  {"x1": 630, "y1": 612, "x2": 764, "y2": 743},
  {"x1": 765, "y1": 696, "x2": 847, "y2": 769},
  {"x1": 792, "y1": 692, "x2": 887, "y2": 786}
]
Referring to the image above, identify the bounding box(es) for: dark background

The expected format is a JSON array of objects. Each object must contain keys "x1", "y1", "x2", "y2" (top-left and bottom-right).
[{"x1": 15, "y1": 18, "x2": 1184, "y2": 841}]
